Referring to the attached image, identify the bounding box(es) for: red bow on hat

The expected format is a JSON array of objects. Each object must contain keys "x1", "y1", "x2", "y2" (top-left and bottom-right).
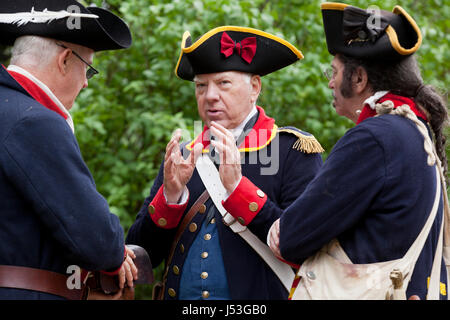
[{"x1": 220, "y1": 32, "x2": 257, "y2": 64}]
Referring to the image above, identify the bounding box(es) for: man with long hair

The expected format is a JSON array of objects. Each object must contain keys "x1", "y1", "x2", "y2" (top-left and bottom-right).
[{"x1": 269, "y1": 2, "x2": 449, "y2": 300}]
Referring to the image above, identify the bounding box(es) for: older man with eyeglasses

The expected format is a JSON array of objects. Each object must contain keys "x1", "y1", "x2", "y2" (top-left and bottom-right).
[{"x1": 0, "y1": 0, "x2": 137, "y2": 300}]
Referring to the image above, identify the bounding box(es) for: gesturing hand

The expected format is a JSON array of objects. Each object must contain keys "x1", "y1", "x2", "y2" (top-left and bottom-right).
[
  {"x1": 163, "y1": 129, "x2": 203, "y2": 203},
  {"x1": 210, "y1": 121, "x2": 242, "y2": 194}
]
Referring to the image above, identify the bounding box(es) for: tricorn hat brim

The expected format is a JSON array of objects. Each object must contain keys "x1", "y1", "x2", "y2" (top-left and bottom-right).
[
  {"x1": 321, "y1": 2, "x2": 421, "y2": 60},
  {"x1": 0, "y1": 0, "x2": 132, "y2": 51},
  {"x1": 175, "y1": 26, "x2": 304, "y2": 81}
]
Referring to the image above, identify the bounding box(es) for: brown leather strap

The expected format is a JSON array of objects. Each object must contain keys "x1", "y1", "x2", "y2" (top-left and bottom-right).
[
  {"x1": 154, "y1": 190, "x2": 210, "y2": 299},
  {"x1": 0, "y1": 265, "x2": 85, "y2": 300},
  {"x1": 166, "y1": 189, "x2": 210, "y2": 266},
  {"x1": 158, "y1": 189, "x2": 210, "y2": 295}
]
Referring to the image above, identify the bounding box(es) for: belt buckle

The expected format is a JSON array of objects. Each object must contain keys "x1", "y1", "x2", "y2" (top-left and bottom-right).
[{"x1": 222, "y1": 212, "x2": 236, "y2": 227}]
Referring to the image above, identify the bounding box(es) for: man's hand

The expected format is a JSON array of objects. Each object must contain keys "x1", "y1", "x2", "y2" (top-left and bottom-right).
[
  {"x1": 163, "y1": 129, "x2": 203, "y2": 203},
  {"x1": 118, "y1": 246, "x2": 138, "y2": 289},
  {"x1": 88, "y1": 246, "x2": 138, "y2": 300},
  {"x1": 268, "y1": 218, "x2": 282, "y2": 260},
  {"x1": 210, "y1": 121, "x2": 242, "y2": 193}
]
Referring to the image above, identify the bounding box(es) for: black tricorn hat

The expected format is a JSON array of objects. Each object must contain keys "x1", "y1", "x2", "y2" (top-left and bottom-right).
[
  {"x1": 0, "y1": 0, "x2": 132, "y2": 51},
  {"x1": 175, "y1": 26, "x2": 304, "y2": 81},
  {"x1": 321, "y1": 2, "x2": 421, "y2": 60}
]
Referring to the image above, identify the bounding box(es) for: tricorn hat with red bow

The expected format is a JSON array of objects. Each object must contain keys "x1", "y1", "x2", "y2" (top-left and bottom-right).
[
  {"x1": 175, "y1": 26, "x2": 304, "y2": 81},
  {"x1": 321, "y1": 2, "x2": 421, "y2": 60}
]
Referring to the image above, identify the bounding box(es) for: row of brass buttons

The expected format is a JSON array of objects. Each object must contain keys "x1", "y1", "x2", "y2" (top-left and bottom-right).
[{"x1": 166, "y1": 202, "x2": 210, "y2": 299}]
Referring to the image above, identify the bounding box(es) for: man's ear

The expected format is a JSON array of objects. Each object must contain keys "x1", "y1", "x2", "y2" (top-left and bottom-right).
[
  {"x1": 352, "y1": 66, "x2": 369, "y2": 94},
  {"x1": 250, "y1": 75, "x2": 261, "y2": 104},
  {"x1": 56, "y1": 48, "x2": 72, "y2": 76}
]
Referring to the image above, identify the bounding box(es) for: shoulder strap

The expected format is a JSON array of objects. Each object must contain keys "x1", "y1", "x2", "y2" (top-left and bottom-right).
[
  {"x1": 277, "y1": 126, "x2": 324, "y2": 154},
  {"x1": 195, "y1": 154, "x2": 295, "y2": 292},
  {"x1": 428, "y1": 157, "x2": 449, "y2": 300},
  {"x1": 375, "y1": 100, "x2": 449, "y2": 300}
]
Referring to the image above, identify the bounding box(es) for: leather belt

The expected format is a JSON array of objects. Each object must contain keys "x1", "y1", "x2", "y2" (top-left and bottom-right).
[{"x1": 0, "y1": 265, "x2": 85, "y2": 300}]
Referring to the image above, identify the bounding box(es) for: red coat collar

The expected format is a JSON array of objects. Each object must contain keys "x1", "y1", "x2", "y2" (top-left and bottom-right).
[
  {"x1": 356, "y1": 92, "x2": 427, "y2": 125},
  {"x1": 186, "y1": 105, "x2": 277, "y2": 153},
  {"x1": 3, "y1": 65, "x2": 68, "y2": 120}
]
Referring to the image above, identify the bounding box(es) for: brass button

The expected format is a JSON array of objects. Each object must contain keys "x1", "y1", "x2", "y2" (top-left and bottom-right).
[
  {"x1": 202, "y1": 291, "x2": 210, "y2": 299},
  {"x1": 204, "y1": 233, "x2": 211, "y2": 241},
  {"x1": 158, "y1": 218, "x2": 167, "y2": 227},
  {"x1": 256, "y1": 189, "x2": 265, "y2": 198},
  {"x1": 189, "y1": 222, "x2": 198, "y2": 232},
  {"x1": 210, "y1": 218, "x2": 216, "y2": 224},
  {"x1": 237, "y1": 216, "x2": 245, "y2": 225},
  {"x1": 173, "y1": 265, "x2": 180, "y2": 275},
  {"x1": 148, "y1": 205, "x2": 155, "y2": 215},
  {"x1": 168, "y1": 288, "x2": 176, "y2": 297},
  {"x1": 201, "y1": 252, "x2": 208, "y2": 259},
  {"x1": 179, "y1": 244, "x2": 185, "y2": 254},
  {"x1": 249, "y1": 202, "x2": 258, "y2": 212},
  {"x1": 199, "y1": 204, "x2": 207, "y2": 214},
  {"x1": 201, "y1": 272, "x2": 208, "y2": 279}
]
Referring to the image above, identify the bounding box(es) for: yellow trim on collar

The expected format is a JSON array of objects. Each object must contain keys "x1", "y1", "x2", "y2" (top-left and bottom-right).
[
  {"x1": 320, "y1": 2, "x2": 349, "y2": 11},
  {"x1": 186, "y1": 123, "x2": 279, "y2": 153},
  {"x1": 182, "y1": 26, "x2": 304, "y2": 60},
  {"x1": 240, "y1": 124, "x2": 278, "y2": 153},
  {"x1": 386, "y1": 6, "x2": 422, "y2": 55}
]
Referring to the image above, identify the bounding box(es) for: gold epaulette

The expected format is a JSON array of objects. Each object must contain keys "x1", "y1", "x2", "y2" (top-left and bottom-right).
[{"x1": 277, "y1": 127, "x2": 325, "y2": 154}]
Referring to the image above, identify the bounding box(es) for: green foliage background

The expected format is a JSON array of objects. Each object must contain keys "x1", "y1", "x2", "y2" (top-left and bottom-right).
[{"x1": 1, "y1": 0, "x2": 448, "y2": 299}]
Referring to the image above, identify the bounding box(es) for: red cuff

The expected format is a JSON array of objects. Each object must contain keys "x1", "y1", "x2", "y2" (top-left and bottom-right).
[
  {"x1": 100, "y1": 247, "x2": 127, "y2": 276},
  {"x1": 148, "y1": 185, "x2": 188, "y2": 229},
  {"x1": 221, "y1": 176, "x2": 267, "y2": 226}
]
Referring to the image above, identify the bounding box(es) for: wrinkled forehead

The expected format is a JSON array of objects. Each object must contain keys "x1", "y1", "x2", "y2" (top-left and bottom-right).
[{"x1": 194, "y1": 71, "x2": 251, "y2": 82}]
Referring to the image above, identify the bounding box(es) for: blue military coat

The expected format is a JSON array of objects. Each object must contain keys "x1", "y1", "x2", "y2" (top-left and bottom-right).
[
  {"x1": 0, "y1": 67, "x2": 125, "y2": 299},
  {"x1": 126, "y1": 106, "x2": 323, "y2": 299},
  {"x1": 279, "y1": 93, "x2": 447, "y2": 299}
]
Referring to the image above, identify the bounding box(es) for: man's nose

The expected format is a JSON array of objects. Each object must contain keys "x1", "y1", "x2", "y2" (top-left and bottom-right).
[
  {"x1": 205, "y1": 83, "x2": 219, "y2": 101},
  {"x1": 328, "y1": 78, "x2": 334, "y2": 89}
]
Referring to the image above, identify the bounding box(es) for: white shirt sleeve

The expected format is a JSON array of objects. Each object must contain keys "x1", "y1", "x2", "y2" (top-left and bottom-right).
[{"x1": 163, "y1": 186, "x2": 189, "y2": 205}]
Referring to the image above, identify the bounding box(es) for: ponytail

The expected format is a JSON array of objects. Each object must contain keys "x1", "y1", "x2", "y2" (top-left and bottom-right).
[{"x1": 415, "y1": 84, "x2": 449, "y2": 182}]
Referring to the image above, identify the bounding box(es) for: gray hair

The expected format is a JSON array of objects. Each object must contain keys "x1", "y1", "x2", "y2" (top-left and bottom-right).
[{"x1": 10, "y1": 36, "x2": 60, "y2": 69}]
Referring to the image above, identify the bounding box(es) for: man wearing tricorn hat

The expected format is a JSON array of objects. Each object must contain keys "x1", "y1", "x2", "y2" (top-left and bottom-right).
[
  {"x1": 127, "y1": 26, "x2": 324, "y2": 299},
  {"x1": 268, "y1": 2, "x2": 449, "y2": 300},
  {"x1": 0, "y1": 0, "x2": 137, "y2": 299}
]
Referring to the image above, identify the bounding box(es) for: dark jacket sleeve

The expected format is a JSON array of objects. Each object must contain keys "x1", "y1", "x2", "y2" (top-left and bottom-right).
[
  {"x1": 250, "y1": 135, "x2": 323, "y2": 241},
  {"x1": 3, "y1": 112, "x2": 124, "y2": 271},
  {"x1": 223, "y1": 133, "x2": 323, "y2": 243},
  {"x1": 279, "y1": 126, "x2": 386, "y2": 264},
  {"x1": 126, "y1": 160, "x2": 176, "y2": 268}
]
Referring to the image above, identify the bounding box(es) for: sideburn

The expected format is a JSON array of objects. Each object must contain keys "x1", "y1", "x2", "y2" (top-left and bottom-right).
[{"x1": 340, "y1": 59, "x2": 356, "y2": 99}]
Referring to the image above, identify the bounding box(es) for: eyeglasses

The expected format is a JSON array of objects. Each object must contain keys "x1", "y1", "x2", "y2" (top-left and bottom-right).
[
  {"x1": 56, "y1": 43, "x2": 99, "y2": 79},
  {"x1": 323, "y1": 67, "x2": 336, "y2": 81}
]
